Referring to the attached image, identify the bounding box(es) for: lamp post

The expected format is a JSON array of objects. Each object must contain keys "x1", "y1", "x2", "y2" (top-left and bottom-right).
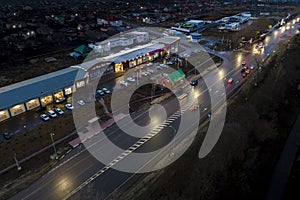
[
  {"x1": 169, "y1": 125, "x2": 177, "y2": 157},
  {"x1": 13, "y1": 151, "x2": 22, "y2": 171},
  {"x1": 50, "y1": 133, "x2": 58, "y2": 159}
]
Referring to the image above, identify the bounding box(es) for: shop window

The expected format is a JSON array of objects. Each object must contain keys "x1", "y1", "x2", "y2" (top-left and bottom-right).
[
  {"x1": 153, "y1": 52, "x2": 159, "y2": 59},
  {"x1": 0, "y1": 110, "x2": 10, "y2": 122},
  {"x1": 26, "y1": 99, "x2": 40, "y2": 110},
  {"x1": 54, "y1": 91, "x2": 65, "y2": 103},
  {"x1": 10, "y1": 104, "x2": 26, "y2": 117},
  {"x1": 139, "y1": 58, "x2": 144, "y2": 65},
  {"x1": 40, "y1": 95, "x2": 53, "y2": 107},
  {"x1": 76, "y1": 80, "x2": 85, "y2": 89},
  {"x1": 114, "y1": 63, "x2": 123, "y2": 72},
  {"x1": 142, "y1": 56, "x2": 147, "y2": 62},
  {"x1": 65, "y1": 87, "x2": 72, "y2": 95},
  {"x1": 131, "y1": 60, "x2": 137, "y2": 67}
]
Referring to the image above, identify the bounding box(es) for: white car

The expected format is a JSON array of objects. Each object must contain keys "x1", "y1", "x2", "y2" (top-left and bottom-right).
[
  {"x1": 146, "y1": 63, "x2": 153, "y2": 67},
  {"x1": 54, "y1": 108, "x2": 64, "y2": 115},
  {"x1": 96, "y1": 89, "x2": 104, "y2": 96},
  {"x1": 147, "y1": 69, "x2": 154, "y2": 74},
  {"x1": 102, "y1": 87, "x2": 111, "y2": 94},
  {"x1": 120, "y1": 80, "x2": 128, "y2": 87},
  {"x1": 48, "y1": 110, "x2": 57, "y2": 118},
  {"x1": 77, "y1": 100, "x2": 85, "y2": 106},
  {"x1": 127, "y1": 77, "x2": 135, "y2": 82},
  {"x1": 40, "y1": 114, "x2": 50, "y2": 121},
  {"x1": 65, "y1": 103, "x2": 74, "y2": 110},
  {"x1": 160, "y1": 64, "x2": 168, "y2": 68}
]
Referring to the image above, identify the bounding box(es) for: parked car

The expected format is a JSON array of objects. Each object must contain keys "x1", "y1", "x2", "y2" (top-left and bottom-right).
[
  {"x1": 40, "y1": 114, "x2": 50, "y2": 121},
  {"x1": 147, "y1": 69, "x2": 154, "y2": 74},
  {"x1": 120, "y1": 80, "x2": 128, "y2": 87},
  {"x1": 3, "y1": 132, "x2": 12, "y2": 140},
  {"x1": 241, "y1": 68, "x2": 245, "y2": 73},
  {"x1": 245, "y1": 69, "x2": 250, "y2": 74},
  {"x1": 48, "y1": 110, "x2": 57, "y2": 118},
  {"x1": 190, "y1": 79, "x2": 198, "y2": 86},
  {"x1": 54, "y1": 108, "x2": 64, "y2": 115},
  {"x1": 250, "y1": 65, "x2": 255, "y2": 70},
  {"x1": 102, "y1": 87, "x2": 111, "y2": 94},
  {"x1": 65, "y1": 103, "x2": 74, "y2": 110},
  {"x1": 77, "y1": 100, "x2": 85, "y2": 106},
  {"x1": 127, "y1": 77, "x2": 135, "y2": 82},
  {"x1": 96, "y1": 89, "x2": 105, "y2": 96},
  {"x1": 227, "y1": 78, "x2": 233, "y2": 84},
  {"x1": 242, "y1": 73, "x2": 247, "y2": 77},
  {"x1": 167, "y1": 61, "x2": 175, "y2": 65},
  {"x1": 242, "y1": 61, "x2": 246, "y2": 66}
]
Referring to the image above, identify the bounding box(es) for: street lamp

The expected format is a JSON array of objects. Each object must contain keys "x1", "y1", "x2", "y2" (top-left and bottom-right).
[
  {"x1": 50, "y1": 133, "x2": 58, "y2": 159},
  {"x1": 169, "y1": 125, "x2": 177, "y2": 157},
  {"x1": 13, "y1": 151, "x2": 22, "y2": 171}
]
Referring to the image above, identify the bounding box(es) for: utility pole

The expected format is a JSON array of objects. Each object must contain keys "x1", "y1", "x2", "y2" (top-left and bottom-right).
[
  {"x1": 13, "y1": 151, "x2": 22, "y2": 171},
  {"x1": 50, "y1": 133, "x2": 58, "y2": 159}
]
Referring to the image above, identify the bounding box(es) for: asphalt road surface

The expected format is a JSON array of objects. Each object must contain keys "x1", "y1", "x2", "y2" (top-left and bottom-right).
[{"x1": 8, "y1": 19, "x2": 300, "y2": 200}]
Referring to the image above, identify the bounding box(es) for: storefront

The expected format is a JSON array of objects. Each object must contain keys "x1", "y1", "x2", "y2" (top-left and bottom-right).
[
  {"x1": 137, "y1": 57, "x2": 143, "y2": 65},
  {"x1": 40, "y1": 95, "x2": 53, "y2": 107},
  {"x1": 53, "y1": 90, "x2": 65, "y2": 103},
  {"x1": 147, "y1": 54, "x2": 154, "y2": 61},
  {"x1": 142, "y1": 56, "x2": 147, "y2": 63},
  {"x1": 64, "y1": 87, "x2": 73, "y2": 95},
  {"x1": 129, "y1": 60, "x2": 137, "y2": 68},
  {"x1": 76, "y1": 80, "x2": 86, "y2": 89},
  {"x1": 25, "y1": 98, "x2": 40, "y2": 110},
  {"x1": 0, "y1": 110, "x2": 10, "y2": 122},
  {"x1": 10, "y1": 104, "x2": 26, "y2": 117},
  {"x1": 114, "y1": 63, "x2": 124, "y2": 72}
]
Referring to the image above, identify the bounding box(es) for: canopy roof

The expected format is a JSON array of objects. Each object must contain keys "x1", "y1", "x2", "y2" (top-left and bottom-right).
[
  {"x1": 168, "y1": 69, "x2": 185, "y2": 84},
  {"x1": 74, "y1": 45, "x2": 92, "y2": 54}
]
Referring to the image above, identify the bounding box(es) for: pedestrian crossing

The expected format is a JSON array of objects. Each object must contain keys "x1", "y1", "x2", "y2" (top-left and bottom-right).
[{"x1": 64, "y1": 92, "x2": 198, "y2": 200}]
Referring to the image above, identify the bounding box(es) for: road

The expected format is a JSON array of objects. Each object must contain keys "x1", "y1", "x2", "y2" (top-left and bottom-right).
[{"x1": 7, "y1": 18, "x2": 300, "y2": 200}]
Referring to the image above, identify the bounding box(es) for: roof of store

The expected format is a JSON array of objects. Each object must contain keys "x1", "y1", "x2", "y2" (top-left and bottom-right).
[
  {"x1": 0, "y1": 68, "x2": 79, "y2": 110},
  {"x1": 153, "y1": 36, "x2": 180, "y2": 45},
  {"x1": 168, "y1": 69, "x2": 185, "y2": 84}
]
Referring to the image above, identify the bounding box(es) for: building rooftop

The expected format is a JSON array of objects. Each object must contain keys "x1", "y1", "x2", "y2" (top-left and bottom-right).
[
  {"x1": 152, "y1": 36, "x2": 180, "y2": 45},
  {"x1": 0, "y1": 68, "x2": 79, "y2": 110}
]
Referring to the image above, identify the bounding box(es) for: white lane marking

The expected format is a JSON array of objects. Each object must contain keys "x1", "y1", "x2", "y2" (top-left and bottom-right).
[{"x1": 63, "y1": 97, "x2": 196, "y2": 200}]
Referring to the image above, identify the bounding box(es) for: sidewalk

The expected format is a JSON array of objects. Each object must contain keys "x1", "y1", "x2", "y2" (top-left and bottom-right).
[
  {"x1": 265, "y1": 112, "x2": 300, "y2": 200},
  {"x1": 0, "y1": 130, "x2": 76, "y2": 175}
]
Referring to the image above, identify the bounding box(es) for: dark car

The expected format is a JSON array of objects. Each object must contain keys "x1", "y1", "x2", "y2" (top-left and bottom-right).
[
  {"x1": 190, "y1": 80, "x2": 198, "y2": 86},
  {"x1": 241, "y1": 68, "x2": 245, "y2": 73},
  {"x1": 3, "y1": 132, "x2": 12, "y2": 140}
]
